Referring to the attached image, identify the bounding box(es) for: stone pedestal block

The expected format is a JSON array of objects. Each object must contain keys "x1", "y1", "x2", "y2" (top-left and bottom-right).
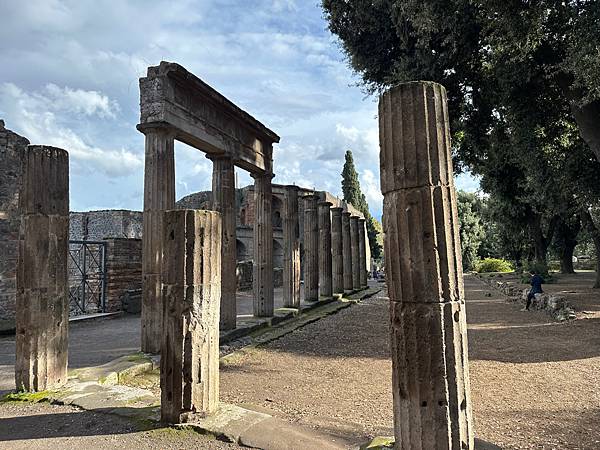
[
  {"x1": 350, "y1": 216, "x2": 361, "y2": 290},
  {"x1": 160, "y1": 209, "x2": 221, "y2": 424},
  {"x1": 16, "y1": 145, "x2": 69, "y2": 392},
  {"x1": 303, "y1": 194, "x2": 319, "y2": 302},
  {"x1": 318, "y1": 201, "x2": 333, "y2": 298},
  {"x1": 379, "y1": 81, "x2": 474, "y2": 449},
  {"x1": 283, "y1": 186, "x2": 301, "y2": 307},
  {"x1": 141, "y1": 127, "x2": 175, "y2": 353},
  {"x1": 341, "y1": 212, "x2": 353, "y2": 292},
  {"x1": 358, "y1": 218, "x2": 368, "y2": 288},
  {"x1": 331, "y1": 207, "x2": 344, "y2": 294},
  {"x1": 210, "y1": 155, "x2": 237, "y2": 330},
  {"x1": 253, "y1": 173, "x2": 274, "y2": 317}
]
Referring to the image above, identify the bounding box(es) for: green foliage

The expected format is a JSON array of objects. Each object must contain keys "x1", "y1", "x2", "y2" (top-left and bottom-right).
[
  {"x1": 340, "y1": 150, "x2": 383, "y2": 260},
  {"x1": 524, "y1": 261, "x2": 550, "y2": 278},
  {"x1": 475, "y1": 258, "x2": 514, "y2": 273},
  {"x1": 457, "y1": 191, "x2": 485, "y2": 270}
]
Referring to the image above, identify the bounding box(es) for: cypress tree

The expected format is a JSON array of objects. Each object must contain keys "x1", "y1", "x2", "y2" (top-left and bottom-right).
[{"x1": 341, "y1": 150, "x2": 382, "y2": 260}]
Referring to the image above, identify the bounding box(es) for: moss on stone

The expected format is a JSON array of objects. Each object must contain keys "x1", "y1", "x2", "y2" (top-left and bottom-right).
[
  {"x1": 0, "y1": 390, "x2": 54, "y2": 403},
  {"x1": 360, "y1": 436, "x2": 395, "y2": 449},
  {"x1": 126, "y1": 352, "x2": 151, "y2": 363}
]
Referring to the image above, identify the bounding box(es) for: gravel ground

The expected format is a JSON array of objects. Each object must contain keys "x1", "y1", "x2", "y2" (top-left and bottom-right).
[{"x1": 0, "y1": 401, "x2": 236, "y2": 450}]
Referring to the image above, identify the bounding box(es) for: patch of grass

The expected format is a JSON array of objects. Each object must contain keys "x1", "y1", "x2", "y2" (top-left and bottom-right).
[
  {"x1": 119, "y1": 367, "x2": 160, "y2": 393},
  {"x1": 1, "y1": 390, "x2": 54, "y2": 403},
  {"x1": 126, "y1": 352, "x2": 151, "y2": 363}
]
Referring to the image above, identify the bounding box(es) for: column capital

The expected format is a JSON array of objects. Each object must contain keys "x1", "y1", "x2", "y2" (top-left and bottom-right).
[
  {"x1": 206, "y1": 153, "x2": 233, "y2": 162},
  {"x1": 318, "y1": 201, "x2": 332, "y2": 207},
  {"x1": 136, "y1": 122, "x2": 176, "y2": 137},
  {"x1": 342, "y1": 211, "x2": 351, "y2": 217},
  {"x1": 251, "y1": 171, "x2": 275, "y2": 180},
  {"x1": 331, "y1": 206, "x2": 343, "y2": 214},
  {"x1": 358, "y1": 217, "x2": 366, "y2": 223}
]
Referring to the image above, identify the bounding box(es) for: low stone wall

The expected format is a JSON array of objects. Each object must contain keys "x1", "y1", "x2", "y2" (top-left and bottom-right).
[
  {"x1": 478, "y1": 275, "x2": 576, "y2": 322},
  {"x1": 104, "y1": 238, "x2": 142, "y2": 312}
]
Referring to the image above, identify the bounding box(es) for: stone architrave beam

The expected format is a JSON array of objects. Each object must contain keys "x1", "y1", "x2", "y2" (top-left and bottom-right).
[
  {"x1": 379, "y1": 81, "x2": 474, "y2": 448},
  {"x1": 318, "y1": 201, "x2": 333, "y2": 299},
  {"x1": 303, "y1": 194, "x2": 319, "y2": 302},
  {"x1": 141, "y1": 126, "x2": 175, "y2": 354},
  {"x1": 160, "y1": 209, "x2": 221, "y2": 424},
  {"x1": 209, "y1": 155, "x2": 237, "y2": 330},
  {"x1": 330, "y1": 207, "x2": 344, "y2": 294},
  {"x1": 283, "y1": 185, "x2": 301, "y2": 308},
  {"x1": 16, "y1": 145, "x2": 69, "y2": 392}
]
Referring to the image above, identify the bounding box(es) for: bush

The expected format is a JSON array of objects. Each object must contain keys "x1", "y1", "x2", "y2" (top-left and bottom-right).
[
  {"x1": 521, "y1": 261, "x2": 553, "y2": 283},
  {"x1": 474, "y1": 258, "x2": 514, "y2": 273}
]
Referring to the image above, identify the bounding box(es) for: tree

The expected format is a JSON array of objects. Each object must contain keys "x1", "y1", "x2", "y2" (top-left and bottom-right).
[
  {"x1": 340, "y1": 150, "x2": 383, "y2": 260},
  {"x1": 322, "y1": 0, "x2": 600, "y2": 163},
  {"x1": 456, "y1": 191, "x2": 485, "y2": 270}
]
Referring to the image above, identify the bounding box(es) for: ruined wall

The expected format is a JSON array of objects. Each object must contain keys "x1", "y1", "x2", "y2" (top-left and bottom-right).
[
  {"x1": 104, "y1": 238, "x2": 142, "y2": 312},
  {"x1": 70, "y1": 210, "x2": 143, "y2": 240},
  {"x1": 0, "y1": 120, "x2": 30, "y2": 321}
]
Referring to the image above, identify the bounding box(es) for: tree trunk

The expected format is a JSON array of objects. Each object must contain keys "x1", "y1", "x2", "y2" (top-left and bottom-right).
[
  {"x1": 529, "y1": 215, "x2": 549, "y2": 265},
  {"x1": 580, "y1": 210, "x2": 600, "y2": 288},
  {"x1": 557, "y1": 75, "x2": 600, "y2": 164},
  {"x1": 557, "y1": 218, "x2": 580, "y2": 274},
  {"x1": 560, "y1": 243, "x2": 576, "y2": 274}
]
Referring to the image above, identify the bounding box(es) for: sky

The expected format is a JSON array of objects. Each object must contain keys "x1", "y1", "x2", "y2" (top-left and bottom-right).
[{"x1": 0, "y1": 0, "x2": 479, "y2": 219}]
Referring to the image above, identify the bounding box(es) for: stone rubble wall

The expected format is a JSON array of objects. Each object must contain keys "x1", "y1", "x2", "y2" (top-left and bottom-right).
[
  {"x1": 477, "y1": 275, "x2": 576, "y2": 322},
  {"x1": 70, "y1": 210, "x2": 143, "y2": 241},
  {"x1": 104, "y1": 238, "x2": 142, "y2": 312}
]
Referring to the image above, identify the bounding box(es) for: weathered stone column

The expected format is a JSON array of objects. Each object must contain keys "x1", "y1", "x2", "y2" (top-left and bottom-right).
[
  {"x1": 303, "y1": 194, "x2": 319, "y2": 302},
  {"x1": 379, "y1": 81, "x2": 474, "y2": 448},
  {"x1": 16, "y1": 145, "x2": 69, "y2": 391},
  {"x1": 341, "y1": 211, "x2": 353, "y2": 292},
  {"x1": 283, "y1": 185, "x2": 301, "y2": 308},
  {"x1": 253, "y1": 173, "x2": 274, "y2": 317},
  {"x1": 318, "y1": 201, "x2": 333, "y2": 299},
  {"x1": 358, "y1": 218, "x2": 368, "y2": 288},
  {"x1": 331, "y1": 207, "x2": 344, "y2": 294},
  {"x1": 160, "y1": 209, "x2": 221, "y2": 424},
  {"x1": 209, "y1": 155, "x2": 237, "y2": 330},
  {"x1": 141, "y1": 126, "x2": 175, "y2": 354},
  {"x1": 350, "y1": 216, "x2": 361, "y2": 290}
]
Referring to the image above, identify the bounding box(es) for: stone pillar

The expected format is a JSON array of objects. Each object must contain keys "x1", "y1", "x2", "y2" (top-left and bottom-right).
[
  {"x1": 209, "y1": 155, "x2": 237, "y2": 330},
  {"x1": 141, "y1": 127, "x2": 175, "y2": 354},
  {"x1": 341, "y1": 212, "x2": 353, "y2": 292},
  {"x1": 318, "y1": 201, "x2": 332, "y2": 299},
  {"x1": 379, "y1": 81, "x2": 474, "y2": 448},
  {"x1": 16, "y1": 145, "x2": 69, "y2": 391},
  {"x1": 350, "y1": 216, "x2": 361, "y2": 290},
  {"x1": 253, "y1": 173, "x2": 274, "y2": 317},
  {"x1": 358, "y1": 218, "x2": 368, "y2": 288},
  {"x1": 283, "y1": 185, "x2": 301, "y2": 308},
  {"x1": 160, "y1": 209, "x2": 221, "y2": 424},
  {"x1": 303, "y1": 194, "x2": 319, "y2": 302},
  {"x1": 330, "y1": 207, "x2": 344, "y2": 295}
]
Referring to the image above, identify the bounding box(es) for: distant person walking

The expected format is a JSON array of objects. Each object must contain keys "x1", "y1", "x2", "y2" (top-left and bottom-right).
[{"x1": 523, "y1": 271, "x2": 544, "y2": 311}]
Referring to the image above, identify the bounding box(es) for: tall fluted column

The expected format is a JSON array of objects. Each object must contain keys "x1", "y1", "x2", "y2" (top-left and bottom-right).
[
  {"x1": 379, "y1": 81, "x2": 474, "y2": 448},
  {"x1": 350, "y1": 216, "x2": 361, "y2": 290},
  {"x1": 358, "y1": 218, "x2": 368, "y2": 288},
  {"x1": 318, "y1": 201, "x2": 332, "y2": 299},
  {"x1": 283, "y1": 185, "x2": 301, "y2": 308},
  {"x1": 160, "y1": 210, "x2": 221, "y2": 424},
  {"x1": 331, "y1": 207, "x2": 344, "y2": 294},
  {"x1": 16, "y1": 145, "x2": 69, "y2": 391},
  {"x1": 341, "y1": 211, "x2": 353, "y2": 292},
  {"x1": 141, "y1": 126, "x2": 175, "y2": 353},
  {"x1": 303, "y1": 194, "x2": 319, "y2": 302},
  {"x1": 253, "y1": 173, "x2": 274, "y2": 317},
  {"x1": 209, "y1": 155, "x2": 237, "y2": 330}
]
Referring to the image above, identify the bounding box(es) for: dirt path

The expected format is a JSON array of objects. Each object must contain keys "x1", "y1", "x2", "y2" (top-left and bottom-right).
[{"x1": 219, "y1": 275, "x2": 600, "y2": 449}]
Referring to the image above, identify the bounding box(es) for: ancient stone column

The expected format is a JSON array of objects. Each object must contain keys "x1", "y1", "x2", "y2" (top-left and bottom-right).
[
  {"x1": 209, "y1": 155, "x2": 237, "y2": 330},
  {"x1": 283, "y1": 185, "x2": 301, "y2": 308},
  {"x1": 358, "y1": 218, "x2": 368, "y2": 288},
  {"x1": 253, "y1": 173, "x2": 274, "y2": 317},
  {"x1": 303, "y1": 194, "x2": 319, "y2": 302},
  {"x1": 160, "y1": 209, "x2": 221, "y2": 424},
  {"x1": 141, "y1": 126, "x2": 175, "y2": 354},
  {"x1": 350, "y1": 216, "x2": 361, "y2": 290},
  {"x1": 379, "y1": 81, "x2": 474, "y2": 448},
  {"x1": 330, "y1": 207, "x2": 344, "y2": 295},
  {"x1": 16, "y1": 145, "x2": 69, "y2": 391},
  {"x1": 318, "y1": 201, "x2": 333, "y2": 299},
  {"x1": 341, "y1": 211, "x2": 353, "y2": 292}
]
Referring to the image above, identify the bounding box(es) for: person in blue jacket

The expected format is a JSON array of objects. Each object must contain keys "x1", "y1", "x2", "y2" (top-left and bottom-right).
[{"x1": 523, "y1": 270, "x2": 544, "y2": 311}]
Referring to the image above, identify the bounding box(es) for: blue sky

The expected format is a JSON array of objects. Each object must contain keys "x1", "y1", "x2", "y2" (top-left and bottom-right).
[{"x1": 0, "y1": 0, "x2": 478, "y2": 219}]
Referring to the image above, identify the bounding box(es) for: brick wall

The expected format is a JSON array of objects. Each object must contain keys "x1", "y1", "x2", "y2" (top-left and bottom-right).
[
  {"x1": 104, "y1": 238, "x2": 142, "y2": 312},
  {"x1": 0, "y1": 120, "x2": 29, "y2": 321}
]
